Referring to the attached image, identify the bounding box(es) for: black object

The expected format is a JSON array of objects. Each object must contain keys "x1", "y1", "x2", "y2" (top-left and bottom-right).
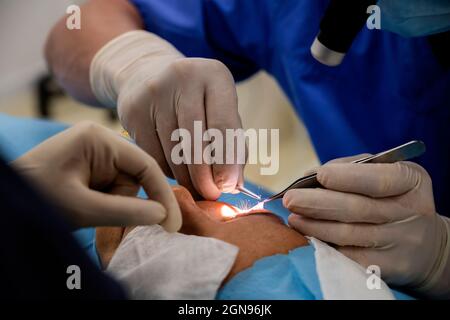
[
  {"x1": 0, "y1": 155, "x2": 126, "y2": 299},
  {"x1": 428, "y1": 31, "x2": 450, "y2": 69},
  {"x1": 36, "y1": 74, "x2": 64, "y2": 118},
  {"x1": 312, "y1": 0, "x2": 377, "y2": 66}
]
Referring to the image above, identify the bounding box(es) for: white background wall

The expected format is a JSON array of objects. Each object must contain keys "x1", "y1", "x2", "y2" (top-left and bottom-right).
[{"x1": 0, "y1": 0, "x2": 83, "y2": 98}]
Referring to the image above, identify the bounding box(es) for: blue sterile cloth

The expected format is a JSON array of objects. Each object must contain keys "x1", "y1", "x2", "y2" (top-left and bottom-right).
[
  {"x1": 218, "y1": 245, "x2": 322, "y2": 300},
  {"x1": 217, "y1": 245, "x2": 414, "y2": 300},
  {"x1": 0, "y1": 114, "x2": 414, "y2": 299}
]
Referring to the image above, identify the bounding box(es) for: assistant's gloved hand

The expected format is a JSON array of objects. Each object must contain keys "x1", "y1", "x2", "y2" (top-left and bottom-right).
[
  {"x1": 378, "y1": 0, "x2": 450, "y2": 37},
  {"x1": 12, "y1": 122, "x2": 181, "y2": 231},
  {"x1": 90, "y1": 31, "x2": 244, "y2": 200},
  {"x1": 285, "y1": 156, "x2": 450, "y2": 298}
]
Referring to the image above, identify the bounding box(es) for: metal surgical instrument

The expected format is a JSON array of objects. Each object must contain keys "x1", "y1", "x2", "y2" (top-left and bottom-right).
[
  {"x1": 263, "y1": 140, "x2": 426, "y2": 203},
  {"x1": 237, "y1": 186, "x2": 262, "y2": 201}
]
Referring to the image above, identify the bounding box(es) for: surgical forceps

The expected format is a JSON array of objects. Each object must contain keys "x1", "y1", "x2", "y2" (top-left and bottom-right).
[{"x1": 263, "y1": 140, "x2": 426, "y2": 203}]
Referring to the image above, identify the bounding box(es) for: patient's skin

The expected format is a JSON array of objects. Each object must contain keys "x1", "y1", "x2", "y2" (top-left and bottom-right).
[{"x1": 96, "y1": 186, "x2": 308, "y2": 282}]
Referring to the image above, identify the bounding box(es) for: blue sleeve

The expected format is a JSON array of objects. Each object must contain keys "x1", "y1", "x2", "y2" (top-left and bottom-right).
[{"x1": 129, "y1": 0, "x2": 272, "y2": 81}]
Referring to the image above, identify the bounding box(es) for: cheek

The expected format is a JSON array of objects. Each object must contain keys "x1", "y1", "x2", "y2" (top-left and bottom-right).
[
  {"x1": 197, "y1": 201, "x2": 241, "y2": 221},
  {"x1": 236, "y1": 210, "x2": 284, "y2": 224}
]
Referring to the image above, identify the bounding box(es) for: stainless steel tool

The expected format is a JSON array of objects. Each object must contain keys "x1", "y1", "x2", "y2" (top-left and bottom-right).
[
  {"x1": 263, "y1": 140, "x2": 426, "y2": 203},
  {"x1": 237, "y1": 186, "x2": 262, "y2": 201}
]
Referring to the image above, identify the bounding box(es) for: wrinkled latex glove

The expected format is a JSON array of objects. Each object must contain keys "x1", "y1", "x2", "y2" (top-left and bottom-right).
[
  {"x1": 12, "y1": 121, "x2": 181, "y2": 231},
  {"x1": 378, "y1": 0, "x2": 450, "y2": 37},
  {"x1": 90, "y1": 31, "x2": 244, "y2": 200},
  {"x1": 285, "y1": 155, "x2": 450, "y2": 298}
]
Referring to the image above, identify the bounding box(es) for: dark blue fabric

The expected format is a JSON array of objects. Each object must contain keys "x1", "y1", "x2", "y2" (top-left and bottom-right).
[
  {"x1": 129, "y1": 0, "x2": 450, "y2": 215},
  {"x1": 0, "y1": 156, "x2": 125, "y2": 299}
]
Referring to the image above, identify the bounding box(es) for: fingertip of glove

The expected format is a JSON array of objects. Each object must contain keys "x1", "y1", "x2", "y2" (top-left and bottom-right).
[{"x1": 160, "y1": 208, "x2": 183, "y2": 233}]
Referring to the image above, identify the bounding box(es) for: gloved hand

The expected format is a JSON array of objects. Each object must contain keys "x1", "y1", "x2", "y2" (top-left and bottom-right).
[
  {"x1": 378, "y1": 0, "x2": 450, "y2": 37},
  {"x1": 90, "y1": 31, "x2": 244, "y2": 200},
  {"x1": 285, "y1": 156, "x2": 450, "y2": 298},
  {"x1": 12, "y1": 121, "x2": 181, "y2": 231}
]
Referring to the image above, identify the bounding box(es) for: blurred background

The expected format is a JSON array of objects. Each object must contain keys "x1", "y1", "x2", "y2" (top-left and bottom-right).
[{"x1": 0, "y1": 0, "x2": 318, "y2": 193}]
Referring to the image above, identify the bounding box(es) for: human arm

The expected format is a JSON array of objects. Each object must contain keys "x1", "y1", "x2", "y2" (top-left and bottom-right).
[
  {"x1": 45, "y1": 0, "x2": 143, "y2": 105},
  {"x1": 46, "y1": 0, "x2": 271, "y2": 199}
]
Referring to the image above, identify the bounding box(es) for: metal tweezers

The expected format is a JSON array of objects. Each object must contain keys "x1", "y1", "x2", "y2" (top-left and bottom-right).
[{"x1": 263, "y1": 140, "x2": 426, "y2": 203}]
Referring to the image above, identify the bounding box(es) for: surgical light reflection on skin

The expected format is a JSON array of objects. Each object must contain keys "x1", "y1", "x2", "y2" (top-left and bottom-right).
[
  {"x1": 220, "y1": 200, "x2": 267, "y2": 219},
  {"x1": 220, "y1": 205, "x2": 239, "y2": 218}
]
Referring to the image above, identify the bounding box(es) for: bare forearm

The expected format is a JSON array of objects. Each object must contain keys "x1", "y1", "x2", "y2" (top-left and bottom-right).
[{"x1": 45, "y1": 0, "x2": 143, "y2": 106}]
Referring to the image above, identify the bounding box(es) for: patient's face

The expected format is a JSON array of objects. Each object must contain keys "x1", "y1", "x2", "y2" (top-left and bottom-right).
[{"x1": 96, "y1": 186, "x2": 307, "y2": 281}]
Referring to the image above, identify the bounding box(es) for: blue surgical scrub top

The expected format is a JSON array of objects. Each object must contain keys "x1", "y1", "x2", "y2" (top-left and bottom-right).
[{"x1": 129, "y1": 0, "x2": 450, "y2": 215}]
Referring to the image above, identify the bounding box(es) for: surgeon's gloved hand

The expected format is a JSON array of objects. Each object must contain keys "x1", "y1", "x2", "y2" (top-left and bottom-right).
[
  {"x1": 285, "y1": 157, "x2": 450, "y2": 298},
  {"x1": 12, "y1": 122, "x2": 181, "y2": 231},
  {"x1": 90, "y1": 31, "x2": 244, "y2": 200},
  {"x1": 378, "y1": 0, "x2": 450, "y2": 37}
]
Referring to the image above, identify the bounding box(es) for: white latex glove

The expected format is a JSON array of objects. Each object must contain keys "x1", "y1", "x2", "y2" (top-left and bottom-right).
[
  {"x1": 285, "y1": 156, "x2": 450, "y2": 298},
  {"x1": 12, "y1": 121, "x2": 181, "y2": 231},
  {"x1": 90, "y1": 31, "x2": 244, "y2": 200}
]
